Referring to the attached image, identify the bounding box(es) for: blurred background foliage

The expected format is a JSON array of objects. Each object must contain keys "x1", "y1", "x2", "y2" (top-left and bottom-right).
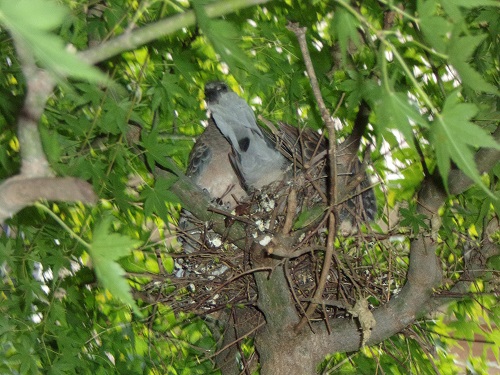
[{"x1": 0, "y1": 0, "x2": 499, "y2": 373}]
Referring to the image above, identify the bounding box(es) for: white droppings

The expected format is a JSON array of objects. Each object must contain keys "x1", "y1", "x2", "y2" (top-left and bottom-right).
[
  {"x1": 209, "y1": 235, "x2": 222, "y2": 247},
  {"x1": 255, "y1": 219, "x2": 265, "y2": 231},
  {"x1": 259, "y1": 236, "x2": 272, "y2": 246},
  {"x1": 211, "y1": 265, "x2": 229, "y2": 276}
]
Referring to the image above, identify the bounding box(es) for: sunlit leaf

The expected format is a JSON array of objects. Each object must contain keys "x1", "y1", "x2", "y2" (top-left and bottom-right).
[
  {"x1": 0, "y1": 0, "x2": 66, "y2": 31},
  {"x1": 0, "y1": 0, "x2": 109, "y2": 83},
  {"x1": 193, "y1": 1, "x2": 256, "y2": 74},
  {"x1": 88, "y1": 216, "x2": 142, "y2": 316},
  {"x1": 418, "y1": 0, "x2": 453, "y2": 54},
  {"x1": 377, "y1": 90, "x2": 429, "y2": 149},
  {"x1": 1, "y1": 0, "x2": 499, "y2": 372}
]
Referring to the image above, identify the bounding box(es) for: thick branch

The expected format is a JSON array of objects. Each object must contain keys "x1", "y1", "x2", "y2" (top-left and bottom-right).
[
  {"x1": 0, "y1": 26, "x2": 97, "y2": 223},
  {"x1": 255, "y1": 131, "x2": 500, "y2": 373},
  {"x1": 0, "y1": 177, "x2": 98, "y2": 222},
  {"x1": 13, "y1": 35, "x2": 55, "y2": 177},
  {"x1": 252, "y1": 247, "x2": 300, "y2": 331},
  {"x1": 255, "y1": 172, "x2": 445, "y2": 374},
  {"x1": 168, "y1": 127, "x2": 497, "y2": 374}
]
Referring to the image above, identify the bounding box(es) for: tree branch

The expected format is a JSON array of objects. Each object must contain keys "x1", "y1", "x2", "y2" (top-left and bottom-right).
[
  {"x1": 168, "y1": 168, "x2": 249, "y2": 249},
  {"x1": 0, "y1": 32, "x2": 97, "y2": 223},
  {"x1": 0, "y1": 177, "x2": 97, "y2": 222},
  {"x1": 287, "y1": 22, "x2": 341, "y2": 331},
  {"x1": 255, "y1": 128, "x2": 500, "y2": 372},
  {"x1": 256, "y1": 173, "x2": 446, "y2": 374},
  {"x1": 2, "y1": 0, "x2": 274, "y2": 223},
  {"x1": 168, "y1": 109, "x2": 497, "y2": 375},
  {"x1": 13, "y1": 35, "x2": 55, "y2": 177},
  {"x1": 79, "y1": 0, "x2": 271, "y2": 65}
]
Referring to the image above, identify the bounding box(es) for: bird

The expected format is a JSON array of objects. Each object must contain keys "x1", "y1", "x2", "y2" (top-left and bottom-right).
[
  {"x1": 177, "y1": 118, "x2": 247, "y2": 257},
  {"x1": 186, "y1": 117, "x2": 247, "y2": 209},
  {"x1": 204, "y1": 81, "x2": 289, "y2": 190},
  {"x1": 204, "y1": 81, "x2": 377, "y2": 225},
  {"x1": 178, "y1": 81, "x2": 376, "y2": 268}
]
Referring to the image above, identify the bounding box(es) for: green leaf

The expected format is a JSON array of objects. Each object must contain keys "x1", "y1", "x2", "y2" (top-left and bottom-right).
[
  {"x1": 100, "y1": 99, "x2": 130, "y2": 135},
  {"x1": 0, "y1": 240, "x2": 13, "y2": 270},
  {"x1": 487, "y1": 255, "x2": 500, "y2": 271},
  {"x1": 431, "y1": 92, "x2": 500, "y2": 198},
  {"x1": 444, "y1": 0, "x2": 500, "y2": 8},
  {"x1": 330, "y1": 8, "x2": 361, "y2": 63},
  {"x1": 440, "y1": 0, "x2": 500, "y2": 22},
  {"x1": 162, "y1": 255, "x2": 175, "y2": 274},
  {"x1": 193, "y1": 1, "x2": 255, "y2": 74},
  {"x1": 448, "y1": 33, "x2": 499, "y2": 95},
  {"x1": 293, "y1": 205, "x2": 326, "y2": 230},
  {"x1": 418, "y1": 0, "x2": 453, "y2": 54},
  {"x1": 0, "y1": 0, "x2": 109, "y2": 84},
  {"x1": 440, "y1": 0, "x2": 464, "y2": 22},
  {"x1": 0, "y1": 0, "x2": 66, "y2": 31},
  {"x1": 142, "y1": 176, "x2": 180, "y2": 222},
  {"x1": 400, "y1": 206, "x2": 429, "y2": 233},
  {"x1": 39, "y1": 126, "x2": 62, "y2": 165},
  {"x1": 377, "y1": 90, "x2": 429, "y2": 149},
  {"x1": 492, "y1": 191, "x2": 500, "y2": 216},
  {"x1": 88, "y1": 216, "x2": 142, "y2": 316},
  {"x1": 141, "y1": 127, "x2": 183, "y2": 172}
]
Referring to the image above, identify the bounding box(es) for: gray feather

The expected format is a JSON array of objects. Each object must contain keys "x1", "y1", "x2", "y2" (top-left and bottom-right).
[{"x1": 205, "y1": 82, "x2": 289, "y2": 190}]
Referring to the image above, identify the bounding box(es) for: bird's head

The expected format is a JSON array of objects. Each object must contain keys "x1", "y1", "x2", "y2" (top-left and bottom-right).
[{"x1": 205, "y1": 81, "x2": 230, "y2": 104}]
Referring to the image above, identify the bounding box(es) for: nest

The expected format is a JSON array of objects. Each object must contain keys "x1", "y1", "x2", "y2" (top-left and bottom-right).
[
  {"x1": 138, "y1": 124, "x2": 483, "y2": 338},
  {"x1": 148, "y1": 153, "x2": 410, "y2": 328},
  {"x1": 142, "y1": 124, "x2": 415, "y2": 329}
]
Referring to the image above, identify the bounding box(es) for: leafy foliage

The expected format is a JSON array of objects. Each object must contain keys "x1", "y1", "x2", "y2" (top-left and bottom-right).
[
  {"x1": 0, "y1": 0, "x2": 108, "y2": 83},
  {"x1": 0, "y1": 0, "x2": 498, "y2": 373},
  {"x1": 88, "y1": 216, "x2": 142, "y2": 315}
]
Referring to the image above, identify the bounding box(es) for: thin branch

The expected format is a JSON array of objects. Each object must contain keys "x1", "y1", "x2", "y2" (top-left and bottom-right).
[
  {"x1": 0, "y1": 13, "x2": 99, "y2": 223},
  {"x1": 35, "y1": 202, "x2": 92, "y2": 249},
  {"x1": 79, "y1": 0, "x2": 271, "y2": 65},
  {"x1": 287, "y1": 22, "x2": 339, "y2": 332},
  {"x1": 282, "y1": 188, "x2": 297, "y2": 234},
  {"x1": 286, "y1": 22, "x2": 338, "y2": 203},
  {"x1": 269, "y1": 245, "x2": 327, "y2": 259},
  {"x1": 211, "y1": 320, "x2": 266, "y2": 359}
]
